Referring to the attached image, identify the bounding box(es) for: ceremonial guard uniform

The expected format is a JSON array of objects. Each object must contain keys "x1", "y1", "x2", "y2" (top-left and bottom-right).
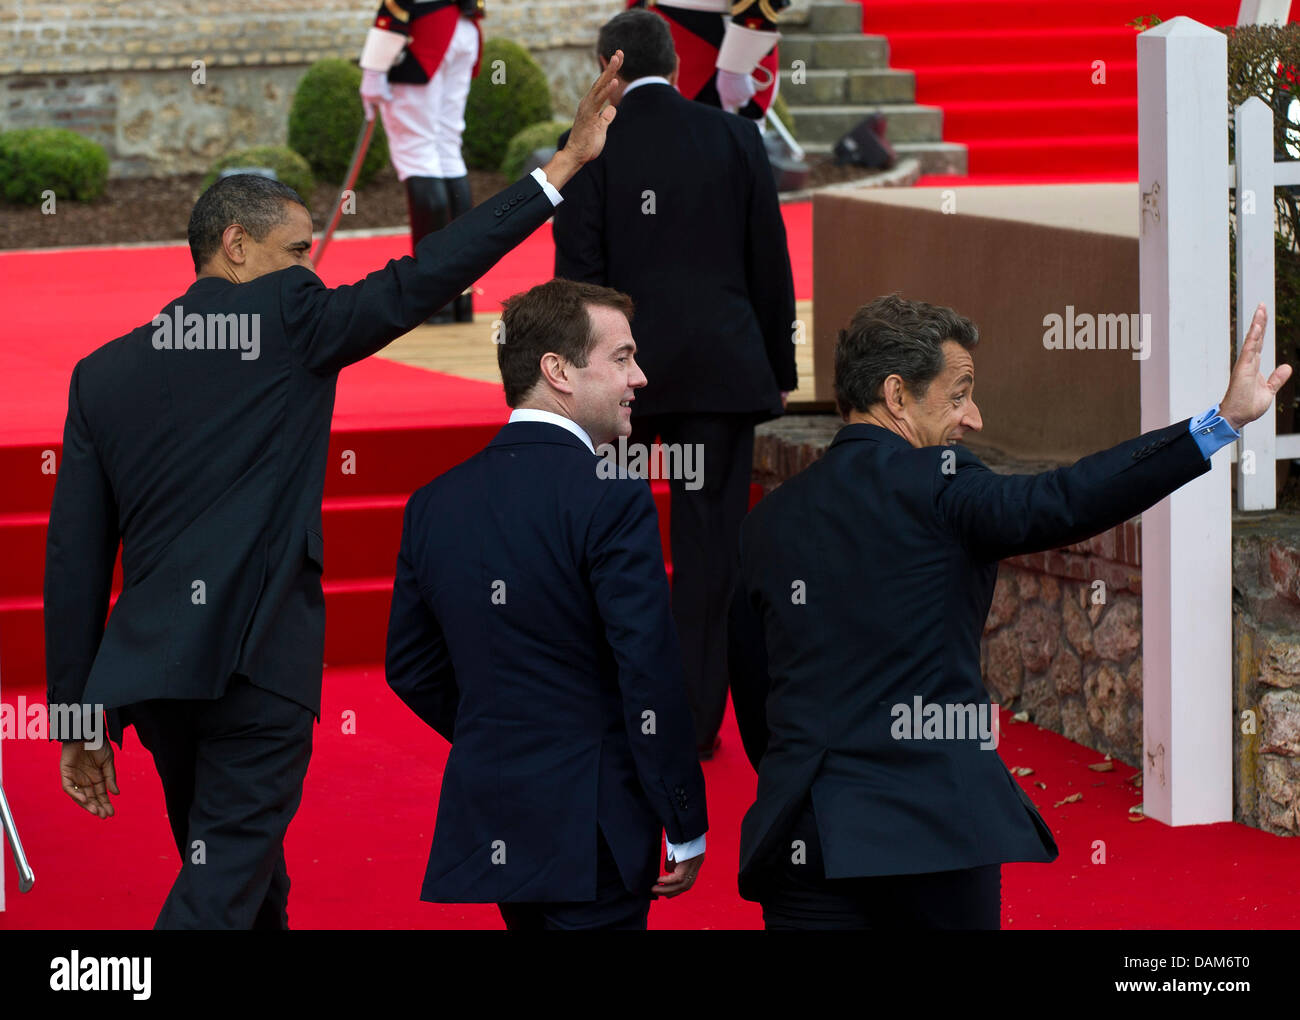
[
  {"x1": 360, "y1": 0, "x2": 486, "y2": 321},
  {"x1": 630, "y1": 0, "x2": 788, "y2": 117}
]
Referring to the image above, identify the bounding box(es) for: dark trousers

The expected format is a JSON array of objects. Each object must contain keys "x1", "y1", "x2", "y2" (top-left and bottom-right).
[
  {"x1": 497, "y1": 828, "x2": 652, "y2": 930},
  {"x1": 755, "y1": 799, "x2": 1002, "y2": 930},
  {"x1": 125, "y1": 675, "x2": 315, "y2": 930},
  {"x1": 629, "y1": 412, "x2": 756, "y2": 747}
]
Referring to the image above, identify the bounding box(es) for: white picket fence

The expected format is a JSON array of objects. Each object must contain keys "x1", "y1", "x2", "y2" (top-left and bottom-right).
[
  {"x1": 1232, "y1": 95, "x2": 1300, "y2": 510},
  {"x1": 1137, "y1": 10, "x2": 1296, "y2": 827}
]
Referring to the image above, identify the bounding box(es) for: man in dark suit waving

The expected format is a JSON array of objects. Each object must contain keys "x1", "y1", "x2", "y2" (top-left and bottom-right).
[
  {"x1": 729, "y1": 295, "x2": 1289, "y2": 929},
  {"x1": 553, "y1": 9, "x2": 797, "y2": 758},
  {"x1": 385, "y1": 278, "x2": 707, "y2": 929},
  {"x1": 45, "y1": 56, "x2": 628, "y2": 929}
]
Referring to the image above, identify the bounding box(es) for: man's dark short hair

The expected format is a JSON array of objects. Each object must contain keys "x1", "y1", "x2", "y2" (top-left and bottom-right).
[
  {"x1": 187, "y1": 173, "x2": 307, "y2": 274},
  {"x1": 597, "y1": 8, "x2": 676, "y2": 82},
  {"x1": 834, "y1": 294, "x2": 979, "y2": 418},
  {"x1": 498, "y1": 279, "x2": 635, "y2": 407}
]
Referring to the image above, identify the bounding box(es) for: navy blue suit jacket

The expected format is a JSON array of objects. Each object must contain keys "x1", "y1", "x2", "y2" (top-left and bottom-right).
[
  {"x1": 44, "y1": 174, "x2": 555, "y2": 729},
  {"x1": 386, "y1": 421, "x2": 708, "y2": 903},
  {"x1": 729, "y1": 419, "x2": 1210, "y2": 895}
]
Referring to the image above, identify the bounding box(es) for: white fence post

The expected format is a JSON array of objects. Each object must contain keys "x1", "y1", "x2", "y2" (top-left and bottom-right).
[
  {"x1": 1137, "y1": 18, "x2": 1234, "y2": 825},
  {"x1": 1235, "y1": 97, "x2": 1279, "y2": 510},
  {"x1": 1237, "y1": 0, "x2": 1292, "y2": 25}
]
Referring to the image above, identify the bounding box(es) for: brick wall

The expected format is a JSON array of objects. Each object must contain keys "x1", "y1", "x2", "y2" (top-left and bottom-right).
[{"x1": 0, "y1": 0, "x2": 629, "y2": 176}]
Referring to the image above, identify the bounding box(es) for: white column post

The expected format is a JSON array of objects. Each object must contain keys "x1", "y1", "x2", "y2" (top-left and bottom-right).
[
  {"x1": 1235, "y1": 97, "x2": 1278, "y2": 509},
  {"x1": 1237, "y1": 0, "x2": 1292, "y2": 25},
  {"x1": 1137, "y1": 18, "x2": 1233, "y2": 825}
]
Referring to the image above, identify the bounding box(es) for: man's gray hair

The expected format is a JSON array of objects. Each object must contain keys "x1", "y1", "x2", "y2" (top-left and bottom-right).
[{"x1": 834, "y1": 294, "x2": 979, "y2": 418}]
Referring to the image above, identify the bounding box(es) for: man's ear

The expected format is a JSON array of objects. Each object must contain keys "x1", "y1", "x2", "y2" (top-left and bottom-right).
[
  {"x1": 881, "y1": 375, "x2": 907, "y2": 416},
  {"x1": 668, "y1": 53, "x2": 680, "y2": 87},
  {"x1": 539, "y1": 352, "x2": 574, "y2": 395},
  {"x1": 221, "y1": 223, "x2": 248, "y2": 266},
  {"x1": 598, "y1": 53, "x2": 609, "y2": 72}
]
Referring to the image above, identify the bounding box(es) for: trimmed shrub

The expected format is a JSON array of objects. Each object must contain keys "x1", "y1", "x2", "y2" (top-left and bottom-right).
[
  {"x1": 500, "y1": 119, "x2": 572, "y2": 179},
  {"x1": 201, "y1": 145, "x2": 315, "y2": 201},
  {"x1": 288, "y1": 58, "x2": 390, "y2": 187},
  {"x1": 0, "y1": 128, "x2": 108, "y2": 205},
  {"x1": 464, "y1": 39, "x2": 553, "y2": 171}
]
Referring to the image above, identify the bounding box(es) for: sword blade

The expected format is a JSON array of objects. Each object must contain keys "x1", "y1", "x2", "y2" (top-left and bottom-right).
[{"x1": 312, "y1": 114, "x2": 377, "y2": 267}]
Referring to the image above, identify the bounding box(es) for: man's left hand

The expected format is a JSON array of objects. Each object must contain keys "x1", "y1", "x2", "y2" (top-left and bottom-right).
[
  {"x1": 1220, "y1": 303, "x2": 1293, "y2": 430},
  {"x1": 542, "y1": 50, "x2": 623, "y2": 190}
]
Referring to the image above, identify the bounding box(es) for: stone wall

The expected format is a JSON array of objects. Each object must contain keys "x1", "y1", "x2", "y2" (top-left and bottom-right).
[
  {"x1": 755, "y1": 414, "x2": 1300, "y2": 836},
  {"x1": 0, "y1": 0, "x2": 629, "y2": 176},
  {"x1": 1233, "y1": 513, "x2": 1300, "y2": 835},
  {"x1": 983, "y1": 525, "x2": 1144, "y2": 766}
]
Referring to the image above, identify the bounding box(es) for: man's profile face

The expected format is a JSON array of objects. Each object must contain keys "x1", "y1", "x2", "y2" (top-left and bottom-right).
[
  {"x1": 568, "y1": 304, "x2": 646, "y2": 447},
  {"x1": 225, "y1": 201, "x2": 315, "y2": 281},
  {"x1": 904, "y1": 339, "x2": 982, "y2": 447}
]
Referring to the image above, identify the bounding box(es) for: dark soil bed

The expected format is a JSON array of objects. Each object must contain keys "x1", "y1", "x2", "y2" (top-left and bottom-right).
[{"x1": 0, "y1": 157, "x2": 880, "y2": 250}]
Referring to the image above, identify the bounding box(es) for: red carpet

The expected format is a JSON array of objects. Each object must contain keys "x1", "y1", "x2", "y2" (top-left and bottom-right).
[
  {"x1": 4, "y1": 665, "x2": 1296, "y2": 929},
  {"x1": 5, "y1": 208, "x2": 1299, "y2": 929},
  {"x1": 0, "y1": 206, "x2": 812, "y2": 690},
  {"x1": 855, "y1": 1, "x2": 1258, "y2": 180}
]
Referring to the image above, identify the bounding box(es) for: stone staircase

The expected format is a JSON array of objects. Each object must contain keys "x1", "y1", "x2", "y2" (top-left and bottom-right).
[{"x1": 776, "y1": 0, "x2": 966, "y2": 174}]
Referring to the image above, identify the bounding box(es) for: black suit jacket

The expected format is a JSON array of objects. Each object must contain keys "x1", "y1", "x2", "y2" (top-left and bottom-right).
[
  {"x1": 44, "y1": 175, "x2": 556, "y2": 727},
  {"x1": 729, "y1": 419, "x2": 1211, "y2": 894},
  {"x1": 386, "y1": 421, "x2": 708, "y2": 902},
  {"x1": 552, "y1": 83, "x2": 797, "y2": 418}
]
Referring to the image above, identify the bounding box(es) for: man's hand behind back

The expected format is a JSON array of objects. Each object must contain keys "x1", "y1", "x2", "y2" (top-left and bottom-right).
[
  {"x1": 1220, "y1": 303, "x2": 1293, "y2": 431},
  {"x1": 60, "y1": 740, "x2": 119, "y2": 819},
  {"x1": 653, "y1": 852, "x2": 704, "y2": 898}
]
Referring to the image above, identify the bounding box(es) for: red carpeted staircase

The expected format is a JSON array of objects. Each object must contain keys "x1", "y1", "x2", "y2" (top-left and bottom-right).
[
  {"x1": 0, "y1": 396, "x2": 685, "y2": 694},
  {"x1": 854, "y1": 1, "x2": 1252, "y2": 179}
]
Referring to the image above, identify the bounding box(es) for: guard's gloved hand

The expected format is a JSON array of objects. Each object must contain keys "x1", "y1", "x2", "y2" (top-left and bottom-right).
[
  {"x1": 716, "y1": 69, "x2": 757, "y2": 114},
  {"x1": 360, "y1": 69, "x2": 392, "y2": 121}
]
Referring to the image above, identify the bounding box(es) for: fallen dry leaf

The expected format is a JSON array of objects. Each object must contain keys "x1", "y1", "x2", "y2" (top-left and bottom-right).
[
  {"x1": 1088, "y1": 761, "x2": 1115, "y2": 772},
  {"x1": 1035, "y1": 781, "x2": 1047, "y2": 789},
  {"x1": 1012, "y1": 711, "x2": 1030, "y2": 723},
  {"x1": 1012, "y1": 767, "x2": 1035, "y2": 777},
  {"x1": 1054, "y1": 793, "x2": 1083, "y2": 807}
]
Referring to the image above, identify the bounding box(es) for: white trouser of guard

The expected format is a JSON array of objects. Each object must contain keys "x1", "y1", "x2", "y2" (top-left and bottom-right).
[{"x1": 381, "y1": 16, "x2": 479, "y2": 180}]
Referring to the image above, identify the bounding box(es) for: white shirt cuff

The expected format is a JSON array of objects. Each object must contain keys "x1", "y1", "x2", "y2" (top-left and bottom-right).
[
  {"x1": 666, "y1": 832, "x2": 706, "y2": 863},
  {"x1": 530, "y1": 166, "x2": 563, "y2": 207}
]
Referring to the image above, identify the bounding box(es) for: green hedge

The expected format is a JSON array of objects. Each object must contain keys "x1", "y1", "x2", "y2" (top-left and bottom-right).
[
  {"x1": 288, "y1": 58, "x2": 390, "y2": 187},
  {"x1": 201, "y1": 145, "x2": 315, "y2": 200},
  {"x1": 464, "y1": 39, "x2": 553, "y2": 171},
  {"x1": 500, "y1": 120, "x2": 572, "y2": 179},
  {"x1": 0, "y1": 128, "x2": 108, "y2": 205}
]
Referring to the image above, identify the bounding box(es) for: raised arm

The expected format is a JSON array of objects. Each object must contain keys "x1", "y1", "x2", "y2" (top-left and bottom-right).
[{"x1": 939, "y1": 304, "x2": 1292, "y2": 562}]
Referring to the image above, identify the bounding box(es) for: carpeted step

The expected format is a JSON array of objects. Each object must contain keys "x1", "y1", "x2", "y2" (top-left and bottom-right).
[
  {"x1": 858, "y1": 0, "x2": 1238, "y2": 32},
  {"x1": 914, "y1": 61, "x2": 1138, "y2": 104},
  {"x1": 941, "y1": 97, "x2": 1137, "y2": 142},
  {"x1": 964, "y1": 132, "x2": 1138, "y2": 176}
]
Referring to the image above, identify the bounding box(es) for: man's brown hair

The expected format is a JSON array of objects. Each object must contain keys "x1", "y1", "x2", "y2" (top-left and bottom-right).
[{"x1": 498, "y1": 279, "x2": 635, "y2": 407}]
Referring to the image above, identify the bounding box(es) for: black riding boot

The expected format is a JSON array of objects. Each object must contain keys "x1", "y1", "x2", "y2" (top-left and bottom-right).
[
  {"x1": 405, "y1": 176, "x2": 454, "y2": 324},
  {"x1": 444, "y1": 174, "x2": 475, "y2": 322}
]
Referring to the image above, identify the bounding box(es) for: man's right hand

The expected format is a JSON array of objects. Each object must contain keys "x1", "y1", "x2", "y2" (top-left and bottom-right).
[
  {"x1": 652, "y1": 852, "x2": 703, "y2": 898},
  {"x1": 60, "y1": 740, "x2": 119, "y2": 819},
  {"x1": 541, "y1": 49, "x2": 624, "y2": 191},
  {"x1": 1220, "y1": 303, "x2": 1293, "y2": 431},
  {"x1": 360, "y1": 69, "x2": 392, "y2": 122}
]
